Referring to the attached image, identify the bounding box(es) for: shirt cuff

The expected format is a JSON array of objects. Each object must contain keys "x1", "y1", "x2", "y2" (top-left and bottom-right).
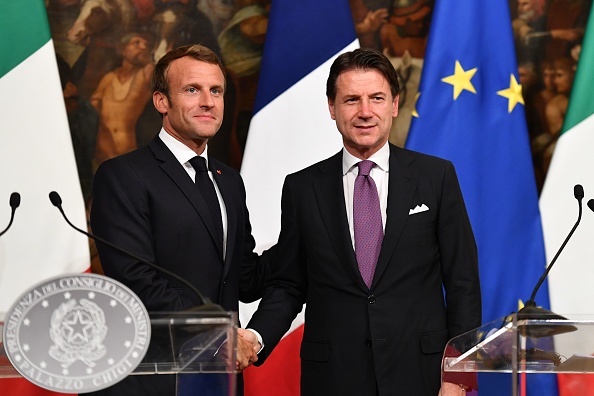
[{"x1": 246, "y1": 328, "x2": 264, "y2": 354}]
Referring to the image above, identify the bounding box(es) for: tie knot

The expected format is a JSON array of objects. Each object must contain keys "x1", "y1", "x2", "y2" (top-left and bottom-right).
[
  {"x1": 189, "y1": 156, "x2": 208, "y2": 173},
  {"x1": 357, "y1": 160, "x2": 375, "y2": 176}
]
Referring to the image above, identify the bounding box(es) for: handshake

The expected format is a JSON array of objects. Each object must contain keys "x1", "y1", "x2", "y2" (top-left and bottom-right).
[{"x1": 235, "y1": 328, "x2": 262, "y2": 371}]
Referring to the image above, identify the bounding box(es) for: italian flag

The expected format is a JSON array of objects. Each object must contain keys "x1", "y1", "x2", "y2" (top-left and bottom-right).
[
  {"x1": 0, "y1": 2, "x2": 90, "y2": 394},
  {"x1": 539, "y1": 4, "x2": 594, "y2": 395}
]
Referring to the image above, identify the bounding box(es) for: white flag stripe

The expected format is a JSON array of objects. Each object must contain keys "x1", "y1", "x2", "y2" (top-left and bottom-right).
[
  {"x1": 0, "y1": 41, "x2": 89, "y2": 320},
  {"x1": 540, "y1": 113, "x2": 594, "y2": 317},
  {"x1": 242, "y1": 40, "x2": 358, "y2": 248}
]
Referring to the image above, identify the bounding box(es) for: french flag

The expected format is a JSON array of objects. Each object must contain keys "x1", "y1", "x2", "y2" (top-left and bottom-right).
[{"x1": 239, "y1": 0, "x2": 357, "y2": 394}]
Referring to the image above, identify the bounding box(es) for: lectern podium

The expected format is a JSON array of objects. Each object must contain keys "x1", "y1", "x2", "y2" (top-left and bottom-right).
[
  {"x1": 1, "y1": 311, "x2": 238, "y2": 396},
  {"x1": 443, "y1": 313, "x2": 594, "y2": 395}
]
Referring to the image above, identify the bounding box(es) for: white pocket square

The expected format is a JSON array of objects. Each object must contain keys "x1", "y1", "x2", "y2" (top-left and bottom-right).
[{"x1": 409, "y1": 204, "x2": 429, "y2": 215}]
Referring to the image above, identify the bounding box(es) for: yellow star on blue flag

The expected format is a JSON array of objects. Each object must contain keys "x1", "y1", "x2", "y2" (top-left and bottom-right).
[
  {"x1": 497, "y1": 74, "x2": 524, "y2": 113},
  {"x1": 441, "y1": 60, "x2": 477, "y2": 100}
]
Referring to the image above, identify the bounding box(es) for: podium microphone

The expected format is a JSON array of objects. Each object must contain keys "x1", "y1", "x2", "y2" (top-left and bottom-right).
[
  {"x1": 48, "y1": 191, "x2": 223, "y2": 312},
  {"x1": 0, "y1": 192, "x2": 21, "y2": 237},
  {"x1": 517, "y1": 184, "x2": 584, "y2": 336}
]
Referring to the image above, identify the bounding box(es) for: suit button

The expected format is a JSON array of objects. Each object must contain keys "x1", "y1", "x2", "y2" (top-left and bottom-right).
[
  {"x1": 368, "y1": 295, "x2": 376, "y2": 304},
  {"x1": 366, "y1": 339, "x2": 373, "y2": 347}
]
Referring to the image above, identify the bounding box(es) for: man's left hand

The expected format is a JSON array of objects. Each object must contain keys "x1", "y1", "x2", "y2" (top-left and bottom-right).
[{"x1": 438, "y1": 382, "x2": 468, "y2": 396}]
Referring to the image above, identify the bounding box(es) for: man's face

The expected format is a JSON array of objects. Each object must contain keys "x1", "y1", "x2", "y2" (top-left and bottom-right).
[
  {"x1": 328, "y1": 69, "x2": 398, "y2": 159},
  {"x1": 123, "y1": 35, "x2": 151, "y2": 66},
  {"x1": 154, "y1": 57, "x2": 225, "y2": 150}
]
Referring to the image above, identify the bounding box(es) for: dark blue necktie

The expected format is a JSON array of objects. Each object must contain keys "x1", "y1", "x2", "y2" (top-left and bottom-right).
[{"x1": 189, "y1": 156, "x2": 223, "y2": 250}]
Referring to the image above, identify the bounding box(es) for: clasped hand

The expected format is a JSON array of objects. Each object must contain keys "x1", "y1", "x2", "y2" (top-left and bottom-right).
[{"x1": 236, "y1": 328, "x2": 261, "y2": 371}]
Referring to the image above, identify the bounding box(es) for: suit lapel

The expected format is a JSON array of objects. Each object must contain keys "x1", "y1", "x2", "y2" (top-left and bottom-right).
[
  {"x1": 149, "y1": 137, "x2": 224, "y2": 258},
  {"x1": 314, "y1": 152, "x2": 370, "y2": 292},
  {"x1": 371, "y1": 144, "x2": 419, "y2": 288}
]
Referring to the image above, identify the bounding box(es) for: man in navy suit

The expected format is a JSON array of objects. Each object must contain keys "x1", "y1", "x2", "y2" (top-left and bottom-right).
[
  {"x1": 89, "y1": 44, "x2": 270, "y2": 395},
  {"x1": 242, "y1": 48, "x2": 482, "y2": 395}
]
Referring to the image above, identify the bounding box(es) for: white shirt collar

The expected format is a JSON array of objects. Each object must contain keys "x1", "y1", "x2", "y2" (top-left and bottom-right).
[
  {"x1": 342, "y1": 140, "x2": 390, "y2": 175},
  {"x1": 158, "y1": 128, "x2": 210, "y2": 167}
]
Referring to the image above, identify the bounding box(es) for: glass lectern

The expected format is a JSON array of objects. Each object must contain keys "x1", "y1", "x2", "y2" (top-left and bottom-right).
[
  {"x1": 1, "y1": 311, "x2": 238, "y2": 396},
  {"x1": 443, "y1": 313, "x2": 594, "y2": 395}
]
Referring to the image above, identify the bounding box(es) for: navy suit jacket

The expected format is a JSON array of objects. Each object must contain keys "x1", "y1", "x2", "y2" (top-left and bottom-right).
[
  {"x1": 248, "y1": 143, "x2": 481, "y2": 395},
  {"x1": 87, "y1": 135, "x2": 271, "y2": 395}
]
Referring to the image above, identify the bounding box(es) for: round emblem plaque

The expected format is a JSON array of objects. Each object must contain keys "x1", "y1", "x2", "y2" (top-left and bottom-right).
[{"x1": 3, "y1": 273, "x2": 151, "y2": 393}]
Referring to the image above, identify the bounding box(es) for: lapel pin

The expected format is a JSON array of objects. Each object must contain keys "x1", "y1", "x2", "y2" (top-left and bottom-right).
[{"x1": 216, "y1": 169, "x2": 222, "y2": 174}]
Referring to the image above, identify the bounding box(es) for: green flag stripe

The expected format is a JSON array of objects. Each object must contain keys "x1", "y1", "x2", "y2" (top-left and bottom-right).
[
  {"x1": 0, "y1": 1, "x2": 51, "y2": 78},
  {"x1": 562, "y1": 4, "x2": 594, "y2": 134}
]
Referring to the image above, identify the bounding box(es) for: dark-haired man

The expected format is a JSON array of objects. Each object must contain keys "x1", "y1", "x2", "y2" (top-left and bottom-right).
[
  {"x1": 89, "y1": 44, "x2": 271, "y2": 395},
  {"x1": 242, "y1": 47, "x2": 481, "y2": 395}
]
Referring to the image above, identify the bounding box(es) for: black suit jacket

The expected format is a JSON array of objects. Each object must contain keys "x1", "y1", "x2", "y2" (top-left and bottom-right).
[
  {"x1": 248, "y1": 144, "x2": 481, "y2": 395},
  {"x1": 87, "y1": 135, "x2": 270, "y2": 395}
]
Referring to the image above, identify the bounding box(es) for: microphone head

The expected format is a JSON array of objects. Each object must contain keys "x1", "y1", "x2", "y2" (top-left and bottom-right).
[
  {"x1": 49, "y1": 191, "x2": 62, "y2": 207},
  {"x1": 574, "y1": 184, "x2": 584, "y2": 200},
  {"x1": 9, "y1": 192, "x2": 20, "y2": 209},
  {"x1": 587, "y1": 199, "x2": 594, "y2": 213}
]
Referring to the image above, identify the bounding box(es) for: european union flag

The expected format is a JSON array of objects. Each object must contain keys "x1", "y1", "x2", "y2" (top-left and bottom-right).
[{"x1": 405, "y1": 1, "x2": 557, "y2": 394}]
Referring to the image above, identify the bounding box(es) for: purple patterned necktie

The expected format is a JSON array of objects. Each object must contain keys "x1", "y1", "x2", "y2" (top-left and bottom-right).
[{"x1": 354, "y1": 160, "x2": 383, "y2": 288}]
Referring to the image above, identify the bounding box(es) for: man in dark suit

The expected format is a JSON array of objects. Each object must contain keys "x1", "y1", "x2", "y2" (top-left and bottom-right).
[
  {"x1": 88, "y1": 44, "x2": 269, "y2": 395},
  {"x1": 241, "y1": 48, "x2": 482, "y2": 395}
]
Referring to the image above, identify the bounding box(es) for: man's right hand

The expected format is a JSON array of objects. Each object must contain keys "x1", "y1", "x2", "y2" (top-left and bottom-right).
[{"x1": 236, "y1": 328, "x2": 260, "y2": 371}]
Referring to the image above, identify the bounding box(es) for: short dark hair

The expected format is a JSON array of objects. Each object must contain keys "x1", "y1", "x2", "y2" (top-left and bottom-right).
[
  {"x1": 151, "y1": 44, "x2": 226, "y2": 102},
  {"x1": 326, "y1": 47, "x2": 400, "y2": 101}
]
